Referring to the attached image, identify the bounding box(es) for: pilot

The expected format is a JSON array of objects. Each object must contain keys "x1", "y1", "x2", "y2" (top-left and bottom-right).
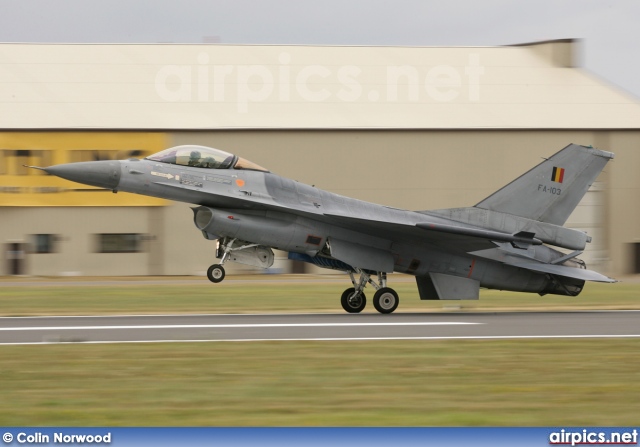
[
  {"x1": 201, "y1": 157, "x2": 216, "y2": 168},
  {"x1": 188, "y1": 151, "x2": 202, "y2": 167}
]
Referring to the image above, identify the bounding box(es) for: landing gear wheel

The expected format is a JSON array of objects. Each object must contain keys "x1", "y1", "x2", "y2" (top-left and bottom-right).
[
  {"x1": 207, "y1": 264, "x2": 226, "y2": 283},
  {"x1": 373, "y1": 287, "x2": 399, "y2": 314},
  {"x1": 341, "y1": 287, "x2": 367, "y2": 313}
]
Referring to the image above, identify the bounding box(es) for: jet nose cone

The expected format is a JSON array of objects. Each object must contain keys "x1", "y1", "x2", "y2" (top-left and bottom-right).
[{"x1": 45, "y1": 160, "x2": 122, "y2": 190}]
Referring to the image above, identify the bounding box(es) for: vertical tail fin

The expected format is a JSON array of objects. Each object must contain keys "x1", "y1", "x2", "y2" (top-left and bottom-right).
[{"x1": 475, "y1": 144, "x2": 614, "y2": 226}]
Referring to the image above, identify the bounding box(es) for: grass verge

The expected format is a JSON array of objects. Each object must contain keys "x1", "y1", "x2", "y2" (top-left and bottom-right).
[
  {"x1": 0, "y1": 279, "x2": 638, "y2": 316},
  {"x1": 0, "y1": 339, "x2": 638, "y2": 426}
]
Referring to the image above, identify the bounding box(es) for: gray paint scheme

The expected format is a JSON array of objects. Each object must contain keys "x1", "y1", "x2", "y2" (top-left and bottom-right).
[{"x1": 37, "y1": 143, "x2": 616, "y2": 314}]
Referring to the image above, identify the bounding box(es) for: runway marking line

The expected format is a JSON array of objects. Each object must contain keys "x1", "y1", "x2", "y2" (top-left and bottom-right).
[
  {"x1": 1, "y1": 309, "x2": 638, "y2": 320},
  {"x1": 1, "y1": 334, "x2": 640, "y2": 346},
  {"x1": 0, "y1": 322, "x2": 481, "y2": 332}
]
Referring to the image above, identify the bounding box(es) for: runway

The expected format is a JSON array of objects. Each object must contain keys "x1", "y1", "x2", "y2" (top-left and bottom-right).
[{"x1": 0, "y1": 311, "x2": 639, "y2": 345}]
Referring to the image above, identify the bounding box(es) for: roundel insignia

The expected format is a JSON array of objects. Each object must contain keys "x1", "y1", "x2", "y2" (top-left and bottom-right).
[{"x1": 235, "y1": 179, "x2": 245, "y2": 187}]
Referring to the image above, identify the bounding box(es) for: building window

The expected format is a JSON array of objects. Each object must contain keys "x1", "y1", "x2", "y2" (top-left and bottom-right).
[
  {"x1": 97, "y1": 234, "x2": 143, "y2": 253},
  {"x1": 0, "y1": 150, "x2": 53, "y2": 175},
  {"x1": 69, "y1": 149, "x2": 144, "y2": 164},
  {"x1": 32, "y1": 234, "x2": 57, "y2": 254}
]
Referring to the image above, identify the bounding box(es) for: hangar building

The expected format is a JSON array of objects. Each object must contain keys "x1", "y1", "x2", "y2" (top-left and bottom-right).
[{"x1": 1, "y1": 39, "x2": 639, "y2": 277}]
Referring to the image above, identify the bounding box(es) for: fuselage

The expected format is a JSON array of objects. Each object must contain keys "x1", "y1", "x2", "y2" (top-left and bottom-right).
[{"x1": 86, "y1": 157, "x2": 554, "y2": 295}]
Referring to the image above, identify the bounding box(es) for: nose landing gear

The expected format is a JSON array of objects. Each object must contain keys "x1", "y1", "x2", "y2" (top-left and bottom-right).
[
  {"x1": 207, "y1": 264, "x2": 226, "y2": 283},
  {"x1": 206, "y1": 238, "x2": 238, "y2": 284}
]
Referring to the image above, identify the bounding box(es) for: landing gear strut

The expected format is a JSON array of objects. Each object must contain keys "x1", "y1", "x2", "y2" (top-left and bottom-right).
[
  {"x1": 207, "y1": 237, "x2": 260, "y2": 284},
  {"x1": 340, "y1": 270, "x2": 399, "y2": 314}
]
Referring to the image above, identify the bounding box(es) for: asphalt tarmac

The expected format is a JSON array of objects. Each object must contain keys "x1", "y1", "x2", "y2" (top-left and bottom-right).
[{"x1": 0, "y1": 311, "x2": 639, "y2": 345}]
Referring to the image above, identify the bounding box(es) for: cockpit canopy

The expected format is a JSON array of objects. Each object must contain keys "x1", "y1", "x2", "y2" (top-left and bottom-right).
[{"x1": 146, "y1": 145, "x2": 269, "y2": 172}]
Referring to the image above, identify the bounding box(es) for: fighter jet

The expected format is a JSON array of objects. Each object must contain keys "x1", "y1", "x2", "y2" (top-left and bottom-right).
[{"x1": 34, "y1": 143, "x2": 615, "y2": 314}]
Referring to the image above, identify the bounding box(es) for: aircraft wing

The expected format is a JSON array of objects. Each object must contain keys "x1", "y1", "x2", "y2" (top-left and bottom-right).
[
  {"x1": 155, "y1": 181, "x2": 536, "y2": 254},
  {"x1": 322, "y1": 213, "x2": 505, "y2": 253}
]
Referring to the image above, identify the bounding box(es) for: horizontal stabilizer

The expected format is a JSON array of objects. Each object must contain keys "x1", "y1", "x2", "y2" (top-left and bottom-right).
[
  {"x1": 471, "y1": 247, "x2": 616, "y2": 283},
  {"x1": 509, "y1": 261, "x2": 616, "y2": 283}
]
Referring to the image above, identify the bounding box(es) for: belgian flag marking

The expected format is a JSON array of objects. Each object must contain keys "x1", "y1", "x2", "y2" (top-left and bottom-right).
[{"x1": 551, "y1": 166, "x2": 565, "y2": 183}]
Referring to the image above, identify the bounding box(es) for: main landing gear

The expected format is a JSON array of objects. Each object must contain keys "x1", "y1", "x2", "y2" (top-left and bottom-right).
[{"x1": 341, "y1": 269, "x2": 399, "y2": 314}]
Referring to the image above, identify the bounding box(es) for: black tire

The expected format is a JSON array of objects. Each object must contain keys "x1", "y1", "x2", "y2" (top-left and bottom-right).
[
  {"x1": 207, "y1": 264, "x2": 225, "y2": 283},
  {"x1": 373, "y1": 287, "x2": 399, "y2": 314},
  {"x1": 340, "y1": 287, "x2": 366, "y2": 313}
]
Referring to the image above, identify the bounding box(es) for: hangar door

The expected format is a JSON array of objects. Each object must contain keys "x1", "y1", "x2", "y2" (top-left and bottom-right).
[{"x1": 564, "y1": 182, "x2": 606, "y2": 271}]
